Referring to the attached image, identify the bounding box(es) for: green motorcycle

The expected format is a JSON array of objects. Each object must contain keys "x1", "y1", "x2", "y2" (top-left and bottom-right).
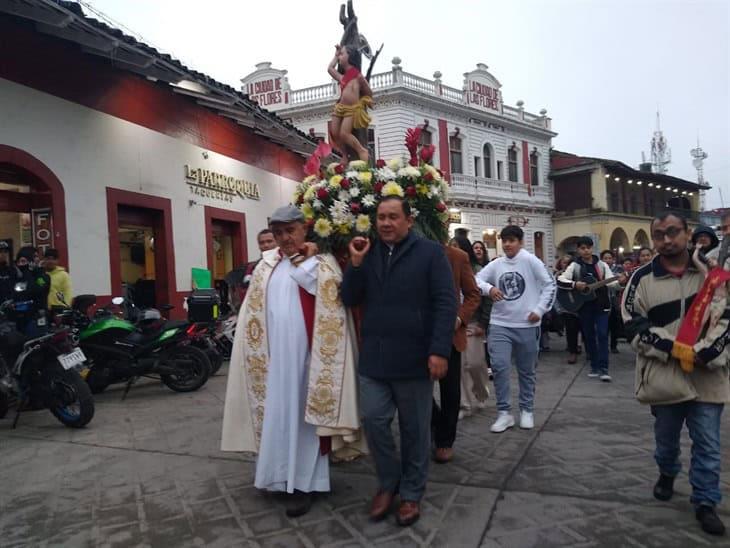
[{"x1": 56, "y1": 295, "x2": 210, "y2": 396}]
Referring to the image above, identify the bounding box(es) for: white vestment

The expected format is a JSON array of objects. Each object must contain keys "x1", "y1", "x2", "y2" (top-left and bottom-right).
[{"x1": 254, "y1": 256, "x2": 329, "y2": 493}]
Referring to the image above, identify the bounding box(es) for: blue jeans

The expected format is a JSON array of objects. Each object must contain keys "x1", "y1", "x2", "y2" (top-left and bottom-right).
[
  {"x1": 651, "y1": 401, "x2": 724, "y2": 508},
  {"x1": 359, "y1": 374, "x2": 433, "y2": 502},
  {"x1": 487, "y1": 325, "x2": 540, "y2": 413},
  {"x1": 578, "y1": 303, "x2": 609, "y2": 374}
]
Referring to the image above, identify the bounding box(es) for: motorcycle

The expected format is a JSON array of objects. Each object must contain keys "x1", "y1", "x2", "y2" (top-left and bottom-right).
[
  {"x1": 55, "y1": 295, "x2": 211, "y2": 397},
  {"x1": 0, "y1": 299, "x2": 94, "y2": 428},
  {"x1": 185, "y1": 321, "x2": 224, "y2": 375}
]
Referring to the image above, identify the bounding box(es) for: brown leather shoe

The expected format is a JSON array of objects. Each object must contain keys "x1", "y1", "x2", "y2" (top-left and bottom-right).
[
  {"x1": 396, "y1": 501, "x2": 420, "y2": 526},
  {"x1": 434, "y1": 447, "x2": 454, "y2": 463},
  {"x1": 369, "y1": 490, "x2": 394, "y2": 521}
]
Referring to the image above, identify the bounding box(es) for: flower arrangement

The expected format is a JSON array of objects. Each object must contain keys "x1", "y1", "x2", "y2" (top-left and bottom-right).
[{"x1": 293, "y1": 128, "x2": 450, "y2": 253}]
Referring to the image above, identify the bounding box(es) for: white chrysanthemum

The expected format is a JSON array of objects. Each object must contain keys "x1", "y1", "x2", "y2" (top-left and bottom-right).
[
  {"x1": 397, "y1": 166, "x2": 421, "y2": 179},
  {"x1": 314, "y1": 218, "x2": 333, "y2": 238},
  {"x1": 329, "y1": 200, "x2": 355, "y2": 226},
  {"x1": 348, "y1": 160, "x2": 368, "y2": 171},
  {"x1": 337, "y1": 190, "x2": 351, "y2": 202},
  {"x1": 362, "y1": 194, "x2": 376, "y2": 208},
  {"x1": 375, "y1": 167, "x2": 397, "y2": 181},
  {"x1": 387, "y1": 157, "x2": 403, "y2": 171},
  {"x1": 345, "y1": 171, "x2": 359, "y2": 180},
  {"x1": 313, "y1": 199, "x2": 324, "y2": 210},
  {"x1": 303, "y1": 186, "x2": 317, "y2": 201},
  {"x1": 349, "y1": 186, "x2": 361, "y2": 198},
  {"x1": 326, "y1": 162, "x2": 341, "y2": 175},
  {"x1": 424, "y1": 164, "x2": 441, "y2": 180},
  {"x1": 355, "y1": 214, "x2": 371, "y2": 233},
  {"x1": 412, "y1": 208, "x2": 420, "y2": 218}
]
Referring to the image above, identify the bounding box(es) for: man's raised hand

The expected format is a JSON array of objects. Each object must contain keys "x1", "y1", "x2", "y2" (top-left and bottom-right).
[{"x1": 349, "y1": 237, "x2": 371, "y2": 267}]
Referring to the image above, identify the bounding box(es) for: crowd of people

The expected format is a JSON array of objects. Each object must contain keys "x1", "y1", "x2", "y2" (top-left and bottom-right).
[{"x1": 221, "y1": 202, "x2": 730, "y2": 537}]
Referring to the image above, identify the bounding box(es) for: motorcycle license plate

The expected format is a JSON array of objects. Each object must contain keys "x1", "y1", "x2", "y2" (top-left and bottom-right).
[{"x1": 58, "y1": 348, "x2": 86, "y2": 370}]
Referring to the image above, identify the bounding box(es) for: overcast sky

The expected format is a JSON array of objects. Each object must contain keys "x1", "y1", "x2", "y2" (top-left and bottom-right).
[{"x1": 86, "y1": 0, "x2": 729, "y2": 208}]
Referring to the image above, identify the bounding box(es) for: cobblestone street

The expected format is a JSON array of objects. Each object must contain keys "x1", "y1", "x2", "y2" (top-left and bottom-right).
[{"x1": 2, "y1": 345, "x2": 730, "y2": 547}]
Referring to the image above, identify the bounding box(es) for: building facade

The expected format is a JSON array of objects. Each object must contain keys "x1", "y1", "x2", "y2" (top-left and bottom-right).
[
  {"x1": 0, "y1": 2, "x2": 315, "y2": 316},
  {"x1": 550, "y1": 151, "x2": 709, "y2": 259},
  {"x1": 241, "y1": 60, "x2": 557, "y2": 261}
]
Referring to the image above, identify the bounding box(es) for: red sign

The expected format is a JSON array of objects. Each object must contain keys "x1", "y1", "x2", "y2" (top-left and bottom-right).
[
  {"x1": 247, "y1": 78, "x2": 284, "y2": 106},
  {"x1": 31, "y1": 208, "x2": 54, "y2": 255},
  {"x1": 468, "y1": 81, "x2": 500, "y2": 111}
]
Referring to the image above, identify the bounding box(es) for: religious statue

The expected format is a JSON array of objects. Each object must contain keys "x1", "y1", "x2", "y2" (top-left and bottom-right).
[{"x1": 327, "y1": 1, "x2": 383, "y2": 164}]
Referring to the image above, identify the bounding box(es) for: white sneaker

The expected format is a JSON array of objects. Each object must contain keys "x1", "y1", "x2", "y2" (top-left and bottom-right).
[
  {"x1": 600, "y1": 374, "x2": 612, "y2": 382},
  {"x1": 587, "y1": 372, "x2": 599, "y2": 378},
  {"x1": 520, "y1": 410, "x2": 534, "y2": 429},
  {"x1": 490, "y1": 411, "x2": 515, "y2": 433}
]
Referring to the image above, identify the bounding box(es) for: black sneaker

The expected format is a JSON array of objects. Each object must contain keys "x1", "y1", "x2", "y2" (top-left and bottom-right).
[
  {"x1": 653, "y1": 474, "x2": 675, "y2": 501},
  {"x1": 696, "y1": 506, "x2": 726, "y2": 536},
  {"x1": 285, "y1": 490, "x2": 313, "y2": 517}
]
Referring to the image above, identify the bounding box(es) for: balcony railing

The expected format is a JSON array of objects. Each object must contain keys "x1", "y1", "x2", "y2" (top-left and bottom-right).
[
  {"x1": 555, "y1": 206, "x2": 701, "y2": 222},
  {"x1": 287, "y1": 68, "x2": 551, "y2": 130},
  {"x1": 449, "y1": 173, "x2": 552, "y2": 208}
]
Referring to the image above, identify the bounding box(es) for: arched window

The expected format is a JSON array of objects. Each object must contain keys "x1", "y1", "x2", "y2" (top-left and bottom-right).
[
  {"x1": 529, "y1": 150, "x2": 539, "y2": 186},
  {"x1": 508, "y1": 146, "x2": 518, "y2": 182},
  {"x1": 482, "y1": 144, "x2": 493, "y2": 179},
  {"x1": 449, "y1": 135, "x2": 463, "y2": 174}
]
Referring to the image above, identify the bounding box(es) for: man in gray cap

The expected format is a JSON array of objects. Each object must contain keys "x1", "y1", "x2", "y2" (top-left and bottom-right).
[{"x1": 222, "y1": 204, "x2": 363, "y2": 517}]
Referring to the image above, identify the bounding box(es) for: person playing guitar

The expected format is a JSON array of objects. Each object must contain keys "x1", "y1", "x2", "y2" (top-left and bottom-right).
[{"x1": 557, "y1": 237, "x2": 626, "y2": 381}]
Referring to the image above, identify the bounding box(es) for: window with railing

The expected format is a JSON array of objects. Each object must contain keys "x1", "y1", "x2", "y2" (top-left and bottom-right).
[
  {"x1": 508, "y1": 147, "x2": 518, "y2": 182},
  {"x1": 497, "y1": 161, "x2": 504, "y2": 180},
  {"x1": 449, "y1": 136, "x2": 463, "y2": 174},
  {"x1": 529, "y1": 150, "x2": 539, "y2": 186},
  {"x1": 483, "y1": 144, "x2": 493, "y2": 179}
]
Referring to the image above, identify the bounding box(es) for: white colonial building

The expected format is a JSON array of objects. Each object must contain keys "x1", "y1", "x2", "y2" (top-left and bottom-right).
[{"x1": 241, "y1": 59, "x2": 557, "y2": 261}]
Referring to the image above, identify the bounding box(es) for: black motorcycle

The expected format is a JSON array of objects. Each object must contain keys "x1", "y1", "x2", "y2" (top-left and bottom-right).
[{"x1": 0, "y1": 300, "x2": 94, "y2": 428}]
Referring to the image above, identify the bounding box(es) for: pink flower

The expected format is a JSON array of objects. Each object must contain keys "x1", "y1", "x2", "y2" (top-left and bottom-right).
[
  {"x1": 374, "y1": 182, "x2": 384, "y2": 194},
  {"x1": 335, "y1": 164, "x2": 345, "y2": 174},
  {"x1": 376, "y1": 159, "x2": 386, "y2": 168},
  {"x1": 405, "y1": 186, "x2": 417, "y2": 197},
  {"x1": 350, "y1": 202, "x2": 361, "y2": 214},
  {"x1": 436, "y1": 202, "x2": 447, "y2": 212},
  {"x1": 317, "y1": 188, "x2": 329, "y2": 200},
  {"x1": 420, "y1": 144, "x2": 435, "y2": 164},
  {"x1": 341, "y1": 178, "x2": 351, "y2": 190},
  {"x1": 423, "y1": 172, "x2": 434, "y2": 182}
]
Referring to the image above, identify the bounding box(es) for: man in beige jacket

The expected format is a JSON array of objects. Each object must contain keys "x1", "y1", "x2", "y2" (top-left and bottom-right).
[{"x1": 622, "y1": 211, "x2": 730, "y2": 537}]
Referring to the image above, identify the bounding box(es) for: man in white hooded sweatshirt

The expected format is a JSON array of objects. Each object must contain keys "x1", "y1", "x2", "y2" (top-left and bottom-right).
[{"x1": 476, "y1": 225, "x2": 556, "y2": 433}]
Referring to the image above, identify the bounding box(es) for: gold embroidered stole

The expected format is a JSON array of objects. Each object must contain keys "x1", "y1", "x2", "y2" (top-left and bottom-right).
[{"x1": 241, "y1": 253, "x2": 362, "y2": 454}]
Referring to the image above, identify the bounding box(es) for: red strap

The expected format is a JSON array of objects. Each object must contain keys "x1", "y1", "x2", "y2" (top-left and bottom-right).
[
  {"x1": 298, "y1": 287, "x2": 315, "y2": 350},
  {"x1": 339, "y1": 67, "x2": 361, "y2": 91}
]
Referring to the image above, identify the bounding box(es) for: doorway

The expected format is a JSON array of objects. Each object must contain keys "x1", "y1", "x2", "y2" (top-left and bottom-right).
[
  {"x1": 204, "y1": 206, "x2": 247, "y2": 314},
  {"x1": 0, "y1": 146, "x2": 68, "y2": 267},
  {"x1": 107, "y1": 188, "x2": 176, "y2": 312}
]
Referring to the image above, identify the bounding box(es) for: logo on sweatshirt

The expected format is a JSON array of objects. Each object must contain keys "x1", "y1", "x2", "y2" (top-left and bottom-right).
[{"x1": 498, "y1": 271, "x2": 525, "y2": 301}]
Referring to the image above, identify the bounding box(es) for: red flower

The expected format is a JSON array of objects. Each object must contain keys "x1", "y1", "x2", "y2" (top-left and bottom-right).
[
  {"x1": 317, "y1": 188, "x2": 329, "y2": 200},
  {"x1": 405, "y1": 127, "x2": 423, "y2": 163},
  {"x1": 376, "y1": 159, "x2": 386, "y2": 168},
  {"x1": 374, "y1": 182, "x2": 384, "y2": 194},
  {"x1": 350, "y1": 202, "x2": 361, "y2": 214},
  {"x1": 423, "y1": 171, "x2": 434, "y2": 182},
  {"x1": 409, "y1": 157, "x2": 419, "y2": 167},
  {"x1": 335, "y1": 164, "x2": 345, "y2": 174},
  {"x1": 405, "y1": 186, "x2": 417, "y2": 197},
  {"x1": 420, "y1": 144, "x2": 435, "y2": 164},
  {"x1": 435, "y1": 202, "x2": 447, "y2": 212},
  {"x1": 341, "y1": 178, "x2": 351, "y2": 190}
]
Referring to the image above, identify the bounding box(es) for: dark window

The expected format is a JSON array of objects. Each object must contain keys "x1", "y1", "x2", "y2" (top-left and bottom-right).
[
  {"x1": 474, "y1": 156, "x2": 481, "y2": 177},
  {"x1": 483, "y1": 144, "x2": 492, "y2": 178},
  {"x1": 497, "y1": 161, "x2": 504, "y2": 180},
  {"x1": 449, "y1": 136, "x2": 463, "y2": 174},
  {"x1": 610, "y1": 192, "x2": 620, "y2": 212},
  {"x1": 508, "y1": 147, "x2": 518, "y2": 182},
  {"x1": 529, "y1": 150, "x2": 539, "y2": 186},
  {"x1": 419, "y1": 129, "x2": 432, "y2": 147},
  {"x1": 367, "y1": 129, "x2": 376, "y2": 161}
]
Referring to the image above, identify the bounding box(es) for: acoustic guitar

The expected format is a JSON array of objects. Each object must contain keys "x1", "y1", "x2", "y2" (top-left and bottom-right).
[{"x1": 556, "y1": 275, "x2": 622, "y2": 314}]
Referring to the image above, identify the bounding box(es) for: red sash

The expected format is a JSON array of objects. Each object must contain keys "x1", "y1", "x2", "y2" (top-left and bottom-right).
[
  {"x1": 339, "y1": 67, "x2": 361, "y2": 93},
  {"x1": 672, "y1": 266, "x2": 730, "y2": 371}
]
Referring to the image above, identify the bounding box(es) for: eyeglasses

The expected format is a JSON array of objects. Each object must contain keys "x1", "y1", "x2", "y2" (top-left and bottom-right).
[{"x1": 652, "y1": 226, "x2": 684, "y2": 241}]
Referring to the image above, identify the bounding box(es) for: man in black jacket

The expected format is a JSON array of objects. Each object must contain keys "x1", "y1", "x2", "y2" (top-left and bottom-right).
[
  {"x1": 0, "y1": 241, "x2": 19, "y2": 304},
  {"x1": 342, "y1": 196, "x2": 456, "y2": 527}
]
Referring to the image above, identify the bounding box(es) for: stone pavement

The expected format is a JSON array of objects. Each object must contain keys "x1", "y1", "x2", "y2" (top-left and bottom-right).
[{"x1": 2, "y1": 345, "x2": 730, "y2": 547}]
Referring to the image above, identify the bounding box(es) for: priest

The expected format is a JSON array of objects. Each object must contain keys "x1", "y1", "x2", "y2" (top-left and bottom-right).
[{"x1": 221, "y1": 205, "x2": 363, "y2": 517}]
